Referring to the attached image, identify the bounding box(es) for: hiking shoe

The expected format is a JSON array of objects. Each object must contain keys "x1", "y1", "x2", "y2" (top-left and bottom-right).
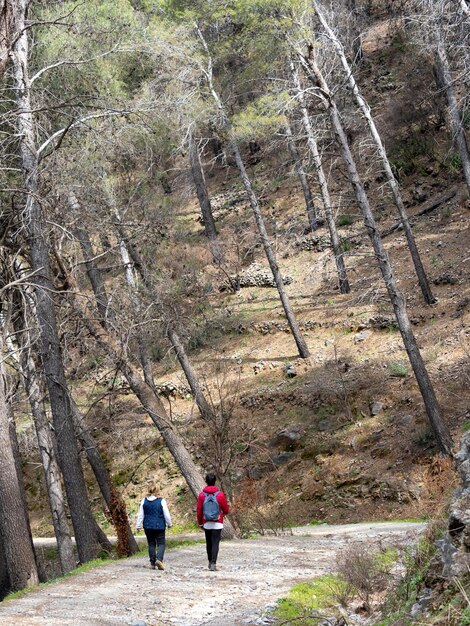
[
  {"x1": 150, "y1": 563, "x2": 156, "y2": 570},
  {"x1": 212, "y1": 564, "x2": 220, "y2": 571},
  {"x1": 156, "y1": 560, "x2": 165, "y2": 571},
  {"x1": 208, "y1": 563, "x2": 214, "y2": 571}
]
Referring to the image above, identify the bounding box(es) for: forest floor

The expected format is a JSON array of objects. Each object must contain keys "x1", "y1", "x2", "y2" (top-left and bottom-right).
[{"x1": 0, "y1": 522, "x2": 424, "y2": 626}]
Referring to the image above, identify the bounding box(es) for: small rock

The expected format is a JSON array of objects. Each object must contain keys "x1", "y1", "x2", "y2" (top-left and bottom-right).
[
  {"x1": 283, "y1": 364, "x2": 297, "y2": 378},
  {"x1": 354, "y1": 330, "x2": 371, "y2": 343},
  {"x1": 127, "y1": 621, "x2": 148, "y2": 626},
  {"x1": 370, "y1": 401, "x2": 384, "y2": 416},
  {"x1": 270, "y1": 452, "x2": 292, "y2": 466},
  {"x1": 269, "y1": 428, "x2": 302, "y2": 449}
]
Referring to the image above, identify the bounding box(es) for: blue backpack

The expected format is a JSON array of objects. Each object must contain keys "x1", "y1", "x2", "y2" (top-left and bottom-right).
[{"x1": 202, "y1": 491, "x2": 221, "y2": 521}]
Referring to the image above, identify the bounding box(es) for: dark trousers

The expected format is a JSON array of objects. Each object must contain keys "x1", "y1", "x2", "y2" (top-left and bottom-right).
[
  {"x1": 204, "y1": 528, "x2": 222, "y2": 564},
  {"x1": 144, "y1": 528, "x2": 166, "y2": 564}
]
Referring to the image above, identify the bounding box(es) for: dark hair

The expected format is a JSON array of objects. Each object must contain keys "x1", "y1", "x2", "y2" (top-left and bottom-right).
[{"x1": 205, "y1": 472, "x2": 217, "y2": 486}]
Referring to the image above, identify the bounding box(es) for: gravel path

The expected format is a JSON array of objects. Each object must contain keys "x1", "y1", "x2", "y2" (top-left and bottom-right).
[{"x1": 0, "y1": 522, "x2": 425, "y2": 626}]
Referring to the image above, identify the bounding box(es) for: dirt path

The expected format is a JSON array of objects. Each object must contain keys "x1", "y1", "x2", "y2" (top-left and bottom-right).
[{"x1": 0, "y1": 522, "x2": 425, "y2": 626}]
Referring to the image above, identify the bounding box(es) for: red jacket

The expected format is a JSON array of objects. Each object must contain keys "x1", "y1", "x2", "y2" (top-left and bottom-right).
[{"x1": 196, "y1": 486, "x2": 230, "y2": 525}]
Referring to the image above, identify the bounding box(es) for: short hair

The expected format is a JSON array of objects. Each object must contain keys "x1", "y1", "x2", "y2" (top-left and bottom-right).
[{"x1": 205, "y1": 472, "x2": 216, "y2": 486}]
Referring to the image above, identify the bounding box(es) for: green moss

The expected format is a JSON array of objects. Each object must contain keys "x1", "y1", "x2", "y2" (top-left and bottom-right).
[{"x1": 274, "y1": 574, "x2": 348, "y2": 624}]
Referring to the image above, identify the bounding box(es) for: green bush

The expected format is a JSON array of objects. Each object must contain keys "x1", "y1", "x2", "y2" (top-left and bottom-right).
[{"x1": 336, "y1": 214, "x2": 355, "y2": 227}]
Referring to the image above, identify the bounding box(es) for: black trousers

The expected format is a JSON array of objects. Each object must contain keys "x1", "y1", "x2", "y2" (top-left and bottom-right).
[
  {"x1": 204, "y1": 528, "x2": 222, "y2": 564},
  {"x1": 144, "y1": 528, "x2": 166, "y2": 564}
]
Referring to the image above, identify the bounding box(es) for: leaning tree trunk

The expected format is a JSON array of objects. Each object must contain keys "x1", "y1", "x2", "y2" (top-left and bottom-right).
[
  {"x1": 69, "y1": 400, "x2": 139, "y2": 556},
  {"x1": 114, "y1": 215, "x2": 156, "y2": 391},
  {"x1": 303, "y1": 55, "x2": 453, "y2": 456},
  {"x1": 13, "y1": 321, "x2": 76, "y2": 575},
  {"x1": 107, "y1": 196, "x2": 150, "y2": 288},
  {"x1": 189, "y1": 129, "x2": 218, "y2": 240},
  {"x1": 435, "y1": 38, "x2": 470, "y2": 195},
  {"x1": 231, "y1": 140, "x2": 310, "y2": 358},
  {"x1": 196, "y1": 24, "x2": 310, "y2": 359},
  {"x1": 68, "y1": 193, "x2": 110, "y2": 325},
  {"x1": 289, "y1": 60, "x2": 350, "y2": 294},
  {"x1": 167, "y1": 326, "x2": 215, "y2": 421},
  {"x1": 0, "y1": 339, "x2": 39, "y2": 592},
  {"x1": 314, "y1": 4, "x2": 435, "y2": 305},
  {"x1": 285, "y1": 122, "x2": 318, "y2": 232},
  {"x1": 11, "y1": 0, "x2": 101, "y2": 563}
]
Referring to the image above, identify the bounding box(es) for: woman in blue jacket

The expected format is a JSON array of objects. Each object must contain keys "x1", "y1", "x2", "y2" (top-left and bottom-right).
[{"x1": 136, "y1": 482, "x2": 172, "y2": 570}]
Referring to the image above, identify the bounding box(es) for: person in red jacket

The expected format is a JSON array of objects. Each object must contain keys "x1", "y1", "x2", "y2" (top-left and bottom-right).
[{"x1": 196, "y1": 472, "x2": 230, "y2": 571}]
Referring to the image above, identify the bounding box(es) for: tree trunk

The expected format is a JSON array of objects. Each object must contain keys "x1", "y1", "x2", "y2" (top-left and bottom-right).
[
  {"x1": 195, "y1": 24, "x2": 310, "y2": 358},
  {"x1": 284, "y1": 122, "x2": 318, "y2": 232},
  {"x1": 189, "y1": 130, "x2": 218, "y2": 240},
  {"x1": 231, "y1": 140, "x2": 310, "y2": 358},
  {"x1": 14, "y1": 330, "x2": 76, "y2": 574},
  {"x1": 112, "y1": 211, "x2": 156, "y2": 391},
  {"x1": 303, "y1": 55, "x2": 453, "y2": 456},
  {"x1": 0, "y1": 338, "x2": 39, "y2": 591},
  {"x1": 315, "y1": 5, "x2": 436, "y2": 305},
  {"x1": 68, "y1": 192, "x2": 110, "y2": 324},
  {"x1": 167, "y1": 326, "x2": 215, "y2": 421},
  {"x1": 69, "y1": 400, "x2": 139, "y2": 556},
  {"x1": 0, "y1": 532, "x2": 10, "y2": 600},
  {"x1": 435, "y1": 38, "x2": 470, "y2": 195},
  {"x1": 106, "y1": 191, "x2": 150, "y2": 288},
  {"x1": 12, "y1": 0, "x2": 101, "y2": 563},
  {"x1": 289, "y1": 60, "x2": 350, "y2": 294}
]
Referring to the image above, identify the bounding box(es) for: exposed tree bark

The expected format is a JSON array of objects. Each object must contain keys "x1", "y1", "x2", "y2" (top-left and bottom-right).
[
  {"x1": 289, "y1": 60, "x2": 350, "y2": 294},
  {"x1": 68, "y1": 193, "x2": 110, "y2": 325},
  {"x1": 0, "y1": 337, "x2": 39, "y2": 591},
  {"x1": 0, "y1": 532, "x2": 9, "y2": 600},
  {"x1": 315, "y1": 4, "x2": 436, "y2": 305},
  {"x1": 11, "y1": 0, "x2": 101, "y2": 563},
  {"x1": 301, "y1": 54, "x2": 454, "y2": 456},
  {"x1": 284, "y1": 122, "x2": 318, "y2": 232},
  {"x1": 189, "y1": 129, "x2": 218, "y2": 240},
  {"x1": 435, "y1": 38, "x2": 470, "y2": 195},
  {"x1": 459, "y1": 0, "x2": 470, "y2": 18}
]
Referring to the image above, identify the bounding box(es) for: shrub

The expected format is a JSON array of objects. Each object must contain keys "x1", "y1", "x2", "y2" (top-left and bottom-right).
[
  {"x1": 388, "y1": 361, "x2": 408, "y2": 377},
  {"x1": 336, "y1": 214, "x2": 355, "y2": 227},
  {"x1": 336, "y1": 544, "x2": 392, "y2": 610}
]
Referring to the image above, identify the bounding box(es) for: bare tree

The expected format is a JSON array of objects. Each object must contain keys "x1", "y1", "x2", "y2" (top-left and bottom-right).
[
  {"x1": 299, "y1": 50, "x2": 453, "y2": 455},
  {"x1": 11, "y1": 0, "x2": 103, "y2": 562},
  {"x1": 289, "y1": 59, "x2": 350, "y2": 294},
  {"x1": 10, "y1": 307, "x2": 76, "y2": 575},
  {"x1": 284, "y1": 121, "x2": 318, "y2": 232},
  {"x1": 196, "y1": 26, "x2": 310, "y2": 359},
  {"x1": 435, "y1": 38, "x2": 470, "y2": 194},
  {"x1": 314, "y1": 3, "x2": 436, "y2": 305},
  {"x1": 189, "y1": 128, "x2": 218, "y2": 240}
]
